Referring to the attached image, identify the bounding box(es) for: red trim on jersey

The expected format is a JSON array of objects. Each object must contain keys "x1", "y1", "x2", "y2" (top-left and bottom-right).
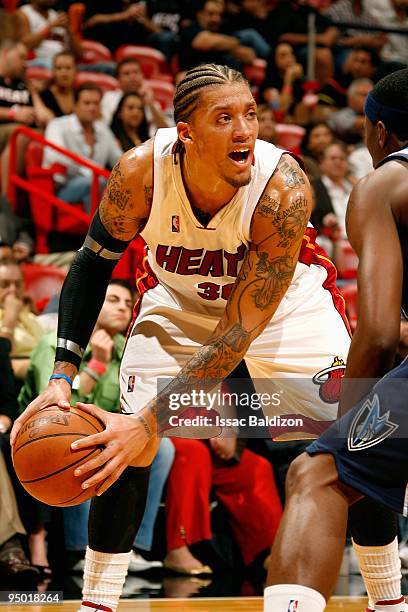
[
  {"x1": 82, "y1": 602, "x2": 113, "y2": 612},
  {"x1": 127, "y1": 237, "x2": 158, "y2": 338},
  {"x1": 299, "y1": 226, "x2": 351, "y2": 337}
]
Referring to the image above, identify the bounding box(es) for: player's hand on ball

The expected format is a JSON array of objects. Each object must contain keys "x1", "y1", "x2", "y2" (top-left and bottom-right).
[
  {"x1": 10, "y1": 377, "x2": 72, "y2": 447},
  {"x1": 71, "y1": 402, "x2": 152, "y2": 495}
]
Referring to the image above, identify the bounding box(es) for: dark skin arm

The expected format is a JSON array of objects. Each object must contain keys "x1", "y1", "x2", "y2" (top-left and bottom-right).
[{"x1": 338, "y1": 164, "x2": 404, "y2": 415}]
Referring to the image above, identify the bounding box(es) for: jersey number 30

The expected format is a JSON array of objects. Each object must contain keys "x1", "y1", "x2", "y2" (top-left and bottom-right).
[{"x1": 197, "y1": 282, "x2": 234, "y2": 301}]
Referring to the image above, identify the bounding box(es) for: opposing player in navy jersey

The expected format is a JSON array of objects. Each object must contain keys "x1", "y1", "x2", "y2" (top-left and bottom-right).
[{"x1": 265, "y1": 68, "x2": 408, "y2": 612}]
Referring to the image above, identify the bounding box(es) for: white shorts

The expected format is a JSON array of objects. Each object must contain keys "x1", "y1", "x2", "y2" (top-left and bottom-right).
[{"x1": 120, "y1": 262, "x2": 351, "y2": 439}]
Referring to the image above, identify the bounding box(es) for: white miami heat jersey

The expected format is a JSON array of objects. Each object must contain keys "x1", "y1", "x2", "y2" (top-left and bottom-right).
[{"x1": 140, "y1": 127, "x2": 287, "y2": 313}]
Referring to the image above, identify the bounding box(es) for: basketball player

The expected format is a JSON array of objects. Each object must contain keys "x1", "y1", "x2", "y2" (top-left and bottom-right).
[
  {"x1": 265, "y1": 68, "x2": 408, "y2": 612},
  {"x1": 9, "y1": 64, "x2": 373, "y2": 612}
]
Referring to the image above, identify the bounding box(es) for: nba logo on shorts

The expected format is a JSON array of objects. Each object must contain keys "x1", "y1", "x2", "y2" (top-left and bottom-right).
[
  {"x1": 171, "y1": 215, "x2": 180, "y2": 233},
  {"x1": 288, "y1": 601, "x2": 299, "y2": 611},
  {"x1": 127, "y1": 375, "x2": 136, "y2": 393}
]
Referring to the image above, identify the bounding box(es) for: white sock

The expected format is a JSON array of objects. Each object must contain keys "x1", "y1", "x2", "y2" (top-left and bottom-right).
[
  {"x1": 353, "y1": 537, "x2": 402, "y2": 609},
  {"x1": 264, "y1": 584, "x2": 326, "y2": 611},
  {"x1": 79, "y1": 547, "x2": 132, "y2": 612}
]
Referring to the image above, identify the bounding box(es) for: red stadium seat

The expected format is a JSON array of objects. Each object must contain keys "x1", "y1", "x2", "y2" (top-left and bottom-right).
[
  {"x1": 115, "y1": 45, "x2": 170, "y2": 79},
  {"x1": 147, "y1": 79, "x2": 175, "y2": 110},
  {"x1": 26, "y1": 66, "x2": 52, "y2": 82},
  {"x1": 244, "y1": 59, "x2": 267, "y2": 86},
  {"x1": 80, "y1": 39, "x2": 113, "y2": 64},
  {"x1": 75, "y1": 71, "x2": 119, "y2": 91},
  {"x1": 334, "y1": 239, "x2": 359, "y2": 280},
  {"x1": 21, "y1": 262, "x2": 66, "y2": 306},
  {"x1": 275, "y1": 124, "x2": 305, "y2": 154},
  {"x1": 25, "y1": 141, "x2": 89, "y2": 253},
  {"x1": 339, "y1": 282, "x2": 358, "y2": 332}
]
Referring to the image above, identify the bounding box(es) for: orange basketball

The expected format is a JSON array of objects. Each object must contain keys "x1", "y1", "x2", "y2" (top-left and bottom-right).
[{"x1": 13, "y1": 405, "x2": 104, "y2": 507}]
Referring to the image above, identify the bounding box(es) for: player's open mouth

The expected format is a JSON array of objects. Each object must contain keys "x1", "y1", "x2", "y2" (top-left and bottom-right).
[{"x1": 228, "y1": 149, "x2": 251, "y2": 164}]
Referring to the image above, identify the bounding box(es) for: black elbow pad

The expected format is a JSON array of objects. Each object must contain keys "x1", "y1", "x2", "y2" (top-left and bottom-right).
[{"x1": 55, "y1": 210, "x2": 132, "y2": 369}]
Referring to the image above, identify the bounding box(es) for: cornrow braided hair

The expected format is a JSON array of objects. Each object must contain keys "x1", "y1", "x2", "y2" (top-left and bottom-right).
[{"x1": 173, "y1": 63, "x2": 248, "y2": 163}]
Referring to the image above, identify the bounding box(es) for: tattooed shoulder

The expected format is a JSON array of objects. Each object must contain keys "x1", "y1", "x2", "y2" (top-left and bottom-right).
[
  {"x1": 277, "y1": 155, "x2": 306, "y2": 189},
  {"x1": 257, "y1": 192, "x2": 281, "y2": 218}
]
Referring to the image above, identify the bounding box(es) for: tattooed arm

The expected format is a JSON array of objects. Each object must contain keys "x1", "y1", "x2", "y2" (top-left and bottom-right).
[
  {"x1": 142, "y1": 154, "x2": 312, "y2": 434},
  {"x1": 10, "y1": 142, "x2": 154, "y2": 444},
  {"x1": 49, "y1": 154, "x2": 312, "y2": 493},
  {"x1": 52, "y1": 141, "x2": 154, "y2": 374},
  {"x1": 98, "y1": 140, "x2": 153, "y2": 241}
]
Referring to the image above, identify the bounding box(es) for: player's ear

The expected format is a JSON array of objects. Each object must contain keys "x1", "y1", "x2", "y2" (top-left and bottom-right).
[
  {"x1": 177, "y1": 122, "x2": 193, "y2": 145},
  {"x1": 377, "y1": 121, "x2": 390, "y2": 148}
]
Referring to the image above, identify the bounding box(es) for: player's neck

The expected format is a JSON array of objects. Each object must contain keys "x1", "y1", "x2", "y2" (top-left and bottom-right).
[{"x1": 181, "y1": 154, "x2": 238, "y2": 213}]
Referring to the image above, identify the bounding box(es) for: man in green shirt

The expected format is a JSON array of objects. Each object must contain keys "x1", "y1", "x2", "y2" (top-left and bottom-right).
[{"x1": 19, "y1": 279, "x2": 133, "y2": 413}]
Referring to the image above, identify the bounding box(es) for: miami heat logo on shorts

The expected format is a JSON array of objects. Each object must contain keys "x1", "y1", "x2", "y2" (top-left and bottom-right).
[{"x1": 313, "y1": 356, "x2": 346, "y2": 403}]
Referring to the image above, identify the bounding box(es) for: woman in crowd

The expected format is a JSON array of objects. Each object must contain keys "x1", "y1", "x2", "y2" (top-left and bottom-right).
[
  {"x1": 260, "y1": 42, "x2": 304, "y2": 121},
  {"x1": 40, "y1": 51, "x2": 76, "y2": 119},
  {"x1": 110, "y1": 92, "x2": 150, "y2": 152},
  {"x1": 301, "y1": 121, "x2": 335, "y2": 180}
]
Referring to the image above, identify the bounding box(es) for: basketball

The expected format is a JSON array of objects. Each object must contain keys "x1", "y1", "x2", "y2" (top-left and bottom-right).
[{"x1": 12, "y1": 405, "x2": 105, "y2": 507}]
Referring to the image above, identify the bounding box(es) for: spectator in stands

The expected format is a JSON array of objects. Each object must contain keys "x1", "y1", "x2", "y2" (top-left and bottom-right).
[
  {"x1": 218, "y1": 0, "x2": 272, "y2": 59},
  {"x1": 0, "y1": 242, "x2": 13, "y2": 263},
  {"x1": 324, "y1": 0, "x2": 387, "y2": 54},
  {"x1": 312, "y1": 142, "x2": 353, "y2": 248},
  {"x1": 146, "y1": 0, "x2": 196, "y2": 59},
  {"x1": 301, "y1": 121, "x2": 335, "y2": 180},
  {"x1": 83, "y1": 0, "x2": 173, "y2": 55},
  {"x1": 164, "y1": 436, "x2": 282, "y2": 574},
  {"x1": 257, "y1": 104, "x2": 277, "y2": 143},
  {"x1": 225, "y1": 0, "x2": 276, "y2": 45},
  {"x1": 101, "y1": 58, "x2": 170, "y2": 135},
  {"x1": 327, "y1": 77, "x2": 372, "y2": 143},
  {"x1": 0, "y1": 195, "x2": 34, "y2": 259},
  {"x1": 18, "y1": 279, "x2": 174, "y2": 575},
  {"x1": 43, "y1": 83, "x2": 121, "y2": 213},
  {"x1": 0, "y1": 39, "x2": 52, "y2": 196},
  {"x1": 178, "y1": 0, "x2": 256, "y2": 72},
  {"x1": 0, "y1": 259, "x2": 43, "y2": 379},
  {"x1": 0, "y1": 39, "x2": 50, "y2": 152},
  {"x1": 269, "y1": 0, "x2": 339, "y2": 85},
  {"x1": 17, "y1": 0, "x2": 80, "y2": 68},
  {"x1": 12, "y1": 236, "x2": 34, "y2": 265},
  {"x1": 111, "y1": 93, "x2": 149, "y2": 152},
  {"x1": 336, "y1": 46, "x2": 380, "y2": 91},
  {"x1": 316, "y1": 46, "x2": 380, "y2": 113},
  {"x1": 368, "y1": 0, "x2": 408, "y2": 66},
  {"x1": 260, "y1": 42, "x2": 304, "y2": 120},
  {"x1": 40, "y1": 51, "x2": 76, "y2": 119},
  {"x1": 125, "y1": 0, "x2": 187, "y2": 61},
  {"x1": 0, "y1": 306, "x2": 38, "y2": 585}
]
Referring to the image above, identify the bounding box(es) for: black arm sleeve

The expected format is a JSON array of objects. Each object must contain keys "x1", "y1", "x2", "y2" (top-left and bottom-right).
[
  {"x1": 55, "y1": 210, "x2": 132, "y2": 369},
  {"x1": 0, "y1": 337, "x2": 19, "y2": 421}
]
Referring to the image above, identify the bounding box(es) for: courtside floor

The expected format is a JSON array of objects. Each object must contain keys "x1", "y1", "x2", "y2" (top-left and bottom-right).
[{"x1": 0, "y1": 598, "x2": 368, "y2": 611}]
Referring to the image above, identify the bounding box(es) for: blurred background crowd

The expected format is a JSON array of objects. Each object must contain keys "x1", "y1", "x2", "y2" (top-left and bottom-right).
[{"x1": 1, "y1": 0, "x2": 408, "y2": 601}]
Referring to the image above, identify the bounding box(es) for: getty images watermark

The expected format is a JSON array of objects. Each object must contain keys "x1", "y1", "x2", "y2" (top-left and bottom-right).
[{"x1": 166, "y1": 388, "x2": 304, "y2": 429}]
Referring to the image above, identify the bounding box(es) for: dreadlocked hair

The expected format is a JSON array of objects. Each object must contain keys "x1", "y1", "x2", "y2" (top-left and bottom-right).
[{"x1": 172, "y1": 63, "x2": 248, "y2": 163}]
